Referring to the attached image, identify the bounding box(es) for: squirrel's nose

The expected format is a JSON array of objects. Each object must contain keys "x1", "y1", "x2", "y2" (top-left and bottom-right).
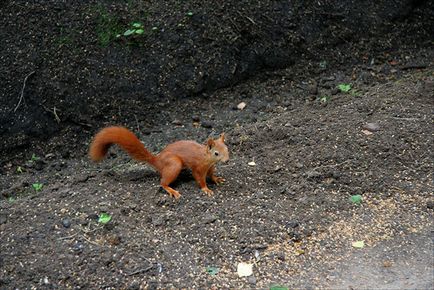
[{"x1": 222, "y1": 154, "x2": 229, "y2": 162}]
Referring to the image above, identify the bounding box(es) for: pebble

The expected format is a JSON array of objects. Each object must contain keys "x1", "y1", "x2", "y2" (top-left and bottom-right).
[
  {"x1": 286, "y1": 220, "x2": 300, "y2": 229},
  {"x1": 247, "y1": 275, "x2": 257, "y2": 285},
  {"x1": 203, "y1": 214, "x2": 218, "y2": 224},
  {"x1": 152, "y1": 215, "x2": 165, "y2": 226},
  {"x1": 192, "y1": 115, "x2": 200, "y2": 122},
  {"x1": 308, "y1": 82, "x2": 318, "y2": 95},
  {"x1": 362, "y1": 122, "x2": 381, "y2": 132},
  {"x1": 201, "y1": 121, "x2": 213, "y2": 128},
  {"x1": 172, "y1": 119, "x2": 182, "y2": 126},
  {"x1": 127, "y1": 281, "x2": 140, "y2": 290},
  {"x1": 61, "y1": 218, "x2": 71, "y2": 228},
  {"x1": 426, "y1": 201, "x2": 434, "y2": 210},
  {"x1": 237, "y1": 102, "x2": 247, "y2": 110},
  {"x1": 72, "y1": 242, "x2": 84, "y2": 253},
  {"x1": 107, "y1": 234, "x2": 121, "y2": 246},
  {"x1": 87, "y1": 213, "x2": 99, "y2": 220}
]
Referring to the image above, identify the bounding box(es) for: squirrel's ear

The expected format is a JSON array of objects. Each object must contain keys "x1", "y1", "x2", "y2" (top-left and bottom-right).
[
  {"x1": 206, "y1": 138, "x2": 215, "y2": 150},
  {"x1": 219, "y1": 133, "x2": 225, "y2": 142}
]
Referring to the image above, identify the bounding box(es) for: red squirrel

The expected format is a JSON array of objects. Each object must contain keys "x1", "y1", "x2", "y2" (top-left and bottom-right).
[{"x1": 89, "y1": 126, "x2": 229, "y2": 198}]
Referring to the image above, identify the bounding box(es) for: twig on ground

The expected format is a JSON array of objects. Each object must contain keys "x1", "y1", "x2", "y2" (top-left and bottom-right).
[
  {"x1": 58, "y1": 233, "x2": 78, "y2": 240},
  {"x1": 14, "y1": 71, "x2": 35, "y2": 112},
  {"x1": 126, "y1": 265, "x2": 154, "y2": 276}
]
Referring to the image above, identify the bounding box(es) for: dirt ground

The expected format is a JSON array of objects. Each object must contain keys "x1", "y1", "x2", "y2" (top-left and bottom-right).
[
  {"x1": 1, "y1": 1, "x2": 433, "y2": 289},
  {"x1": 1, "y1": 56, "x2": 433, "y2": 289}
]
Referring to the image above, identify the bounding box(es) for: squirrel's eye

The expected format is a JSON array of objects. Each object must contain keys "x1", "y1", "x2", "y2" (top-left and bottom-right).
[{"x1": 214, "y1": 152, "x2": 219, "y2": 156}]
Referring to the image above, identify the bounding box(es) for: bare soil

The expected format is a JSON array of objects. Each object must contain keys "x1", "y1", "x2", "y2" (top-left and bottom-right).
[{"x1": 1, "y1": 0, "x2": 433, "y2": 289}]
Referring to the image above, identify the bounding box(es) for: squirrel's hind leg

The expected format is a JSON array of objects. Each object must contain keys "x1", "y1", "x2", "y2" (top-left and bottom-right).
[{"x1": 159, "y1": 157, "x2": 183, "y2": 199}]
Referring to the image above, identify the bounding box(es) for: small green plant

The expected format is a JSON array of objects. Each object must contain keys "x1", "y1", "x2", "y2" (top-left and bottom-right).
[
  {"x1": 319, "y1": 95, "x2": 330, "y2": 104},
  {"x1": 270, "y1": 286, "x2": 289, "y2": 290},
  {"x1": 55, "y1": 27, "x2": 74, "y2": 48},
  {"x1": 123, "y1": 22, "x2": 145, "y2": 37},
  {"x1": 319, "y1": 60, "x2": 327, "y2": 70},
  {"x1": 350, "y1": 194, "x2": 362, "y2": 205},
  {"x1": 95, "y1": 5, "x2": 123, "y2": 46},
  {"x1": 98, "y1": 212, "x2": 112, "y2": 224},
  {"x1": 186, "y1": 11, "x2": 194, "y2": 17},
  {"x1": 30, "y1": 153, "x2": 40, "y2": 162},
  {"x1": 338, "y1": 83, "x2": 352, "y2": 93},
  {"x1": 205, "y1": 266, "x2": 219, "y2": 276},
  {"x1": 16, "y1": 166, "x2": 23, "y2": 173},
  {"x1": 32, "y1": 183, "x2": 43, "y2": 192},
  {"x1": 8, "y1": 197, "x2": 16, "y2": 203}
]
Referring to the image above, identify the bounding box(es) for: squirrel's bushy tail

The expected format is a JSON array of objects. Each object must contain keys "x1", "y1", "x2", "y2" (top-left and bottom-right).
[{"x1": 89, "y1": 126, "x2": 157, "y2": 166}]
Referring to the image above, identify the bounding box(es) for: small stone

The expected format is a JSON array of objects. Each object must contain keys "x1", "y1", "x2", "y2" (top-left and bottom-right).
[
  {"x1": 127, "y1": 281, "x2": 140, "y2": 290},
  {"x1": 383, "y1": 260, "x2": 393, "y2": 268},
  {"x1": 290, "y1": 232, "x2": 302, "y2": 242},
  {"x1": 72, "y1": 242, "x2": 84, "y2": 253},
  {"x1": 306, "y1": 170, "x2": 322, "y2": 179},
  {"x1": 295, "y1": 162, "x2": 303, "y2": 169},
  {"x1": 308, "y1": 82, "x2": 318, "y2": 95},
  {"x1": 152, "y1": 215, "x2": 165, "y2": 226},
  {"x1": 237, "y1": 102, "x2": 247, "y2": 110},
  {"x1": 362, "y1": 122, "x2": 381, "y2": 132},
  {"x1": 107, "y1": 235, "x2": 121, "y2": 246},
  {"x1": 45, "y1": 153, "x2": 55, "y2": 159},
  {"x1": 192, "y1": 115, "x2": 200, "y2": 122},
  {"x1": 426, "y1": 201, "x2": 434, "y2": 210},
  {"x1": 61, "y1": 218, "x2": 71, "y2": 228},
  {"x1": 201, "y1": 121, "x2": 213, "y2": 128},
  {"x1": 172, "y1": 119, "x2": 182, "y2": 126},
  {"x1": 276, "y1": 251, "x2": 286, "y2": 261},
  {"x1": 203, "y1": 214, "x2": 218, "y2": 224},
  {"x1": 247, "y1": 275, "x2": 257, "y2": 284},
  {"x1": 286, "y1": 220, "x2": 299, "y2": 229},
  {"x1": 87, "y1": 213, "x2": 99, "y2": 220}
]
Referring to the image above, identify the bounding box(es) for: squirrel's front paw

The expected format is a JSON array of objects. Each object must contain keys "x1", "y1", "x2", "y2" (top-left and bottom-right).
[
  {"x1": 212, "y1": 176, "x2": 225, "y2": 185},
  {"x1": 202, "y1": 187, "x2": 214, "y2": 196}
]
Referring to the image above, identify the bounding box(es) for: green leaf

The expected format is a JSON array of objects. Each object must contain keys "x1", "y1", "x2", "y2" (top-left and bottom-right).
[
  {"x1": 350, "y1": 194, "x2": 362, "y2": 205},
  {"x1": 270, "y1": 286, "x2": 289, "y2": 290},
  {"x1": 32, "y1": 183, "x2": 43, "y2": 191},
  {"x1": 187, "y1": 11, "x2": 193, "y2": 16},
  {"x1": 31, "y1": 153, "x2": 40, "y2": 161},
  {"x1": 135, "y1": 29, "x2": 144, "y2": 34},
  {"x1": 123, "y1": 29, "x2": 135, "y2": 36},
  {"x1": 132, "y1": 22, "x2": 143, "y2": 28},
  {"x1": 206, "y1": 266, "x2": 219, "y2": 275},
  {"x1": 152, "y1": 26, "x2": 158, "y2": 31},
  {"x1": 98, "y1": 213, "x2": 112, "y2": 224},
  {"x1": 16, "y1": 166, "x2": 23, "y2": 173},
  {"x1": 8, "y1": 197, "x2": 16, "y2": 203},
  {"x1": 338, "y1": 83, "x2": 352, "y2": 93}
]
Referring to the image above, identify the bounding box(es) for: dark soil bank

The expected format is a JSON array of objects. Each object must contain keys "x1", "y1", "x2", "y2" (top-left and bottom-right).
[{"x1": 1, "y1": 0, "x2": 433, "y2": 289}]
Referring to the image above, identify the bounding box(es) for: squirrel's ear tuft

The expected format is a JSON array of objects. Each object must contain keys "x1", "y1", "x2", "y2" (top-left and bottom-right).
[
  {"x1": 207, "y1": 138, "x2": 215, "y2": 150},
  {"x1": 219, "y1": 133, "x2": 225, "y2": 142}
]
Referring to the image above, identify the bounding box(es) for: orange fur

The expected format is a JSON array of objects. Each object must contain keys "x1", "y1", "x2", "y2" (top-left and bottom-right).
[{"x1": 89, "y1": 126, "x2": 229, "y2": 198}]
